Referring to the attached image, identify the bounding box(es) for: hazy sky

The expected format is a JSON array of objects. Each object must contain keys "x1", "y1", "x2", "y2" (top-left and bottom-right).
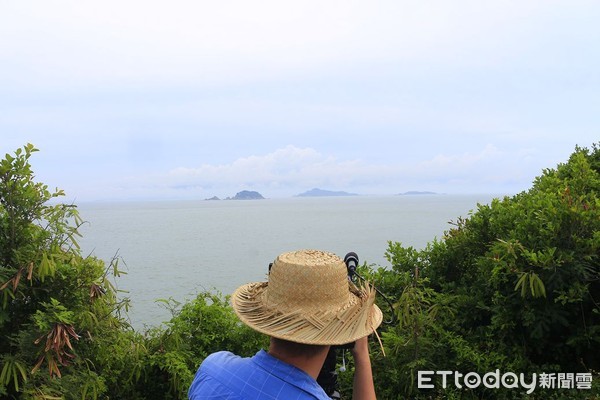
[{"x1": 2, "y1": 1, "x2": 598, "y2": 201}]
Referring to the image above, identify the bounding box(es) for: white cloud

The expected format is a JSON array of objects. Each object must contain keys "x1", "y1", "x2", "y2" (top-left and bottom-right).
[{"x1": 166, "y1": 145, "x2": 353, "y2": 191}]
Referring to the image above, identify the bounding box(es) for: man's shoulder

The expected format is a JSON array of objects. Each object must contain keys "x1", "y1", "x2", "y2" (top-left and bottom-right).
[
  {"x1": 200, "y1": 351, "x2": 251, "y2": 375},
  {"x1": 189, "y1": 351, "x2": 250, "y2": 399},
  {"x1": 203, "y1": 350, "x2": 242, "y2": 365},
  {"x1": 200, "y1": 350, "x2": 258, "y2": 377},
  {"x1": 190, "y1": 350, "x2": 329, "y2": 400}
]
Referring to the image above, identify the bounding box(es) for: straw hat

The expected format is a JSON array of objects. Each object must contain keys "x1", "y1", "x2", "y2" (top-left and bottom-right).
[{"x1": 231, "y1": 249, "x2": 383, "y2": 345}]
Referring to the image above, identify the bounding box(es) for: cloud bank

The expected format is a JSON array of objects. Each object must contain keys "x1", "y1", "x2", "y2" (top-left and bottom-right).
[{"x1": 73, "y1": 144, "x2": 539, "y2": 201}]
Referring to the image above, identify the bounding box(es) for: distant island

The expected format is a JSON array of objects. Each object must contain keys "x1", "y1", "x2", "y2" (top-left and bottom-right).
[
  {"x1": 204, "y1": 191, "x2": 265, "y2": 200},
  {"x1": 296, "y1": 188, "x2": 359, "y2": 197},
  {"x1": 226, "y1": 190, "x2": 265, "y2": 200},
  {"x1": 398, "y1": 191, "x2": 438, "y2": 195}
]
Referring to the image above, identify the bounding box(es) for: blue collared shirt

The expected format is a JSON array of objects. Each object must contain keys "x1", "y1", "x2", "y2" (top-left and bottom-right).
[{"x1": 188, "y1": 350, "x2": 330, "y2": 399}]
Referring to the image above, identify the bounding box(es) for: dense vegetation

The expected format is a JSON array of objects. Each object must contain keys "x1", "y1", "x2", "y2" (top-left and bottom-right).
[
  {"x1": 1, "y1": 143, "x2": 598, "y2": 399},
  {"x1": 363, "y1": 143, "x2": 600, "y2": 399},
  {"x1": 0, "y1": 144, "x2": 265, "y2": 399}
]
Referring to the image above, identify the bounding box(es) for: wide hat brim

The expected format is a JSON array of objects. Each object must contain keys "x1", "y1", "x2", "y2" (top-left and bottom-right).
[{"x1": 231, "y1": 281, "x2": 383, "y2": 345}]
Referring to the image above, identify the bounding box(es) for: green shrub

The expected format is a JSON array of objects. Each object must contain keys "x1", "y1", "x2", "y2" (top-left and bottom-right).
[
  {"x1": 135, "y1": 293, "x2": 267, "y2": 399},
  {"x1": 0, "y1": 144, "x2": 141, "y2": 399},
  {"x1": 368, "y1": 143, "x2": 600, "y2": 399}
]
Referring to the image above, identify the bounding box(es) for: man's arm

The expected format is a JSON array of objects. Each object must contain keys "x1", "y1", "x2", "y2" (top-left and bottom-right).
[{"x1": 351, "y1": 336, "x2": 376, "y2": 400}]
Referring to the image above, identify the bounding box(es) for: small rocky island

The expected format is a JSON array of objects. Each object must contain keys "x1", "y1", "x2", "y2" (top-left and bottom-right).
[
  {"x1": 296, "y1": 188, "x2": 358, "y2": 197},
  {"x1": 227, "y1": 190, "x2": 265, "y2": 200},
  {"x1": 205, "y1": 191, "x2": 265, "y2": 200}
]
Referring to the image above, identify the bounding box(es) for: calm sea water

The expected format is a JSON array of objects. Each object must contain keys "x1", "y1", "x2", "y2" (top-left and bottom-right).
[{"x1": 77, "y1": 194, "x2": 498, "y2": 329}]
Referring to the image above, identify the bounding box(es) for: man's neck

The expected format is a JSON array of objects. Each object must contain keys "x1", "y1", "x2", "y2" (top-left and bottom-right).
[{"x1": 267, "y1": 345, "x2": 330, "y2": 380}]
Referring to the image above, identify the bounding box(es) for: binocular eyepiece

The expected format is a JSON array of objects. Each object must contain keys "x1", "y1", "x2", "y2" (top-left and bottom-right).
[{"x1": 344, "y1": 252, "x2": 359, "y2": 280}]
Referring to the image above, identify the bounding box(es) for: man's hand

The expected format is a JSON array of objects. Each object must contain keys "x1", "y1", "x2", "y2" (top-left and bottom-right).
[{"x1": 351, "y1": 336, "x2": 376, "y2": 400}]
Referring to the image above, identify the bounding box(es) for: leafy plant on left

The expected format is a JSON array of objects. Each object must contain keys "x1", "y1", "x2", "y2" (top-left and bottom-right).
[{"x1": 0, "y1": 144, "x2": 140, "y2": 399}]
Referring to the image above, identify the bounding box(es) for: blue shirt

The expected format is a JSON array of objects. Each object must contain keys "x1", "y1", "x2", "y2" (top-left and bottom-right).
[{"x1": 188, "y1": 350, "x2": 330, "y2": 400}]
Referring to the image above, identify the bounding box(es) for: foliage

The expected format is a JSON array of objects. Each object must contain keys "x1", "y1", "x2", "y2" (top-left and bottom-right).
[
  {"x1": 0, "y1": 144, "x2": 267, "y2": 399},
  {"x1": 0, "y1": 144, "x2": 139, "y2": 399},
  {"x1": 366, "y1": 143, "x2": 600, "y2": 399},
  {"x1": 130, "y1": 294, "x2": 267, "y2": 399}
]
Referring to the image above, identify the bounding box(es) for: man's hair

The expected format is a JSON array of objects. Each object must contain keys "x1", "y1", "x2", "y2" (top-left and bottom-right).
[{"x1": 270, "y1": 337, "x2": 329, "y2": 358}]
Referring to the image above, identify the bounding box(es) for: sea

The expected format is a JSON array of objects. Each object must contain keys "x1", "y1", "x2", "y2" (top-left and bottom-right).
[{"x1": 77, "y1": 194, "x2": 500, "y2": 330}]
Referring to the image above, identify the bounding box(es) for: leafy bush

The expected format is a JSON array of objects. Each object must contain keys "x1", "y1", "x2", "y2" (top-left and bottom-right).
[
  {"x1": 368, "y1": 143, "x2": 600, "y2": 399},
  {"x1": 132, "y1": 294, "x2": 266, "y2": 399},
  {"x1": 0, "y1": 144, "x2": 143, "y2": 398},
  {"x1": 0, "y1": 144, "x2": 266, "y2": 399}
]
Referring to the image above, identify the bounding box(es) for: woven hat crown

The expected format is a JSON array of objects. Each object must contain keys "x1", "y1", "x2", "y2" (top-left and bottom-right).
[{"x1": 266, "y1": 250, "x2": 353, "y2": 312}]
